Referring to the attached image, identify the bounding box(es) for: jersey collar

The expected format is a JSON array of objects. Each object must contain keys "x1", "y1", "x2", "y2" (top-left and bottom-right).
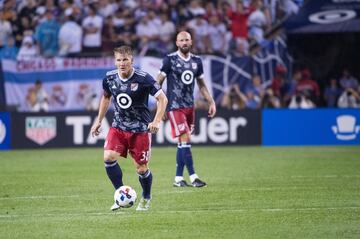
[
  {"x1": 177, "y1": 51, "x2": 191, "y2": 62},
  {"x1": 117, "y1": 67, "x2": 135, "y2": 82}
]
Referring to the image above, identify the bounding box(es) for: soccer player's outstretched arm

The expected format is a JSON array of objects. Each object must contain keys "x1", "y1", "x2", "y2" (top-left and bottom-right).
[
  {"x1": 148, "y1": 91, "x2": 168, "y2": 134},
  {"x1": 196, "y1": 77, "x2": 216, "y2": 118},
  {"x1": 91, "y1": 94, "x2": 111, "y2": 137}
]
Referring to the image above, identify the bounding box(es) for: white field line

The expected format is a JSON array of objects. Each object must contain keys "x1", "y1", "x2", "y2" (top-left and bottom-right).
[
  {"x1": 1, "y1": 207, "x2": 360, "y2": 218},
  {"x1": 0, "y1": 182, "x2": 354, "y2": 201},
  {"x1": 0, "y1": 195, "x2": 80, "y2": 201}
]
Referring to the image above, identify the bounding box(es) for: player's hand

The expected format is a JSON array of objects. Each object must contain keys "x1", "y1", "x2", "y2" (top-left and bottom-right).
[
  {"x1": 208, "y1": 101, "x2": 216, "y2": 118},
  {"x1": 148, "y1": 121, "x2": 160, "y2": 134},
  {"x1": 91, "y1": 121, "x2": 101, "y2": 137}
]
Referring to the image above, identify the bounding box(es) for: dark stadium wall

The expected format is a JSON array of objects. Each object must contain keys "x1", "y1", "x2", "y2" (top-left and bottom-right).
[
  {"x1": 287, "y1": 33, "x2": 360, "y2": 105},
  {"x1": 9, "y1": 110, "x2": 262, "y2": 149}
]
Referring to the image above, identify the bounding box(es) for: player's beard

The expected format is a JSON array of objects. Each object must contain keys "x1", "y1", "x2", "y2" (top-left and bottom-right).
[{"x1": 179, "y1": 45, "x2": 191, "y2": 54}]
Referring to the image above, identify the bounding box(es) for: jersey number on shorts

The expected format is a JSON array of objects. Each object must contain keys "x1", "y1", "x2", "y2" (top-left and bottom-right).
[{"x1": 141, "y1": 151, "x2": 150, "y2": 162}]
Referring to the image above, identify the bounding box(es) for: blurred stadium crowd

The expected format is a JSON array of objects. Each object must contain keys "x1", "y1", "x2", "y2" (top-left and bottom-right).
[
  {"x1": 1, "y1": 0, "x2": 359, "y2": 111},
  {"x1": 0, "y1": 0, "x2": 302, "y2": 58}
]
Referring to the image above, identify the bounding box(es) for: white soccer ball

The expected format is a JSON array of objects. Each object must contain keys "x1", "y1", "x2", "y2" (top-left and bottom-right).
[{"x1": 114, "y1": 185, "x2": 137, "y2": 208}]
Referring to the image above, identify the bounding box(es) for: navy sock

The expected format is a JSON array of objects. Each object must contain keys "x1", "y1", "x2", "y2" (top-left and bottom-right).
[
  {"x1": 138, "y1": 170, "x2": 152, "y2": 199},
  {"x1": 176, "y1": 144, "x2": 185, "y2": 177},
  {"x1": 104, "y1": 160, "x2": 123, "y2": 189},
  {"x1": 181, "y1": 143, "x2": 195, "y2": 176}
]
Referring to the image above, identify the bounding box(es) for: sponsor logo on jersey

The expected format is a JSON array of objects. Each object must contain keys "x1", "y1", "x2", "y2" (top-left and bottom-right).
[
  {"x1": 181, "y1": 70, "x2": 194, "y2": 85},
  {"x1": 26, "y1": 117, "x2": 56, "y2": 145},
  {"x1": 116, "y1": 93, "x2": 132, "y2": 109}
]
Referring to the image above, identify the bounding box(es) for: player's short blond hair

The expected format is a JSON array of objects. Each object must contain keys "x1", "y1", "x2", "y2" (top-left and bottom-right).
[{"x1": 113, "y1": 46, "x2": 133, "y2": 56}]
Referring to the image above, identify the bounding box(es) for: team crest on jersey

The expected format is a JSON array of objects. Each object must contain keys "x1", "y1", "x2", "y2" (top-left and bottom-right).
[
  {"x1": 192, "y1": 63, "x2": 197, "y2": 70},
  {"x1": 130, "y1": 83, "x2": 138, "y2": 91}
]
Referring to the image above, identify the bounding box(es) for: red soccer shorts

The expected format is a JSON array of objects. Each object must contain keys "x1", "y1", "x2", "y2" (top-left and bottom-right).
[
  {"x1": 104, "y1": 127, "x2": 151, "y2": 165},
  {"x1": 167, "y1": 108, "x2": 195, "y2": 138}
]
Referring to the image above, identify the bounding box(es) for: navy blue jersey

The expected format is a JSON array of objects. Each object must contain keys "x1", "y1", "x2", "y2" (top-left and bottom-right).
[
  {"x1": 159, "y1": 51, "x2": 204, "y2": 111},
  {"x1": 103, "y1": 68, "x2": 162, "y2": 133}
]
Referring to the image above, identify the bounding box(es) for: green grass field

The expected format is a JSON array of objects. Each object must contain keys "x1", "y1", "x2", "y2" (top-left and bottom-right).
[{"x1": 1, "y1": 146, "x2": 360, "y2": 239}]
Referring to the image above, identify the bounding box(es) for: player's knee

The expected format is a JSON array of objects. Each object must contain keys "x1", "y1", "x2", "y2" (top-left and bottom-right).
[
  {"x1": 103, "y1": 150, "x2": 117, "y2": 162},
  {"x1": 136, "y1": 164, "x2": 148, "y2": 174}
]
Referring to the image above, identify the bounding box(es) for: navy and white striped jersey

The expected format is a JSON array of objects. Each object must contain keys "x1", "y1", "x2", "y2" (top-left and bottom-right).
[
  {"x1": 159, "y1": 51, "x2": 204, "y2": 111},
  {"x1": 103, "y1": 68, "x2": 162, "y2": 133}
]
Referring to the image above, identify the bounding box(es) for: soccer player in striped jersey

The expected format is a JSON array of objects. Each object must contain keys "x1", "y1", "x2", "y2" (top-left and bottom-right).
[
  {"x1": 157, "y1": 31, "x2": 216, "y2": 187},
  {"x1": 91, "y1": 46, "x2": 167, "y2": 211}
]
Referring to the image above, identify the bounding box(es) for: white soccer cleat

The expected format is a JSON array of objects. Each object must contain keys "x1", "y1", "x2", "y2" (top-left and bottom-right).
[
  {"x1": 110, "y1": 202, "x2": 121, "y2": 211},
  {"x1": 136, "y1": 198, "x2": 151, "y2": 211}
]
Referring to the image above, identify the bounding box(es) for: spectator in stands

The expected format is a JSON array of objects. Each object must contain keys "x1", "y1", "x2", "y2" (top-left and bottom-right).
[
  {"x1": 17, "y1": 36, "x2": 38, "y2": 60},
  {"x1": 18, "y1": 0, "x2": 37, "y2": 26},
  {"x1": 0, "y1": 37, "x2": 18, "y2": 60},
  {"x1": 226, "y1": 0, "x2": 252, "y2": 41},
  {"x1": 271, "y1": 64, "x2": 287, "y2": 106},
  {"x1": 247, "y1": 74, "x2": 266, "y2": 99},
  {"x1": 207, "y1": 14, "x2": 228, "y2": 56},
  {"x1": 288, "y1": 91, "x2": 316, "y2": 109},
  {"x1": 231, "y1": 37, "x2": 249, "y2": 57},
  {"x1": 243, "y1": 89, "x2": 261, "y2": 109},
  {"x1": 203, "y1": 1, "x2": 223, "y2": 22},
  {"x1": 295, "y1": 68, "x2": 320, "y2": 106},
  {"x1": 158, "y1": 12, "x2": 176, "y2": 54},
  {"x1": 221, "y1": 84, "x2": 246, "y2": 110},
  {"x1": 187, "y1": 13, "x2": 209, "y2": 54},
  {"x1": 187, "y1": 0, "x2": 206, "y2": 18},
  {"x1": 261, "y1": 88, "x2": 281, "y2": 108},
  {"x1": 0, "y1": 10, "x2": 13, "y2": 49},
  {"x1": 101, "y1": 16, "x2": 117, "y2": 56},
  {"x1": 338, "y1": 88, "x2": 360, "y2": 108},
  {"x1": 13, "y1": 16, "x2": 35, "y2": 48},
  {"x1": 98, "y1": 0, "x2": 118, "y2": 18},
  {"x1": 282, "y1": 69, "x2": 300, "y2": 106},
  {"x1": 82, "y1": 4, "x2": 103, "y2": 56},
  {"x1": 324, "y1": 78, "x2": 342, "y2": 108},
  {"x1": 136, "y1": 14, "x2": 160, "y2": 56},
  {"x1": 115, "y1": 11, "x2": 138, "y2": 49},
  {"x1": 247, "y1": 0, "x2": 269, "y2": 44},
  {"x1": 339, "y1": 69, "x2": 359, "y2": 92},
  {"x1": 34, "y1": 9, "x2": 60, "y2": 57},
  {"x1": 58, "y1": 8, "x2": 83, "y2": 57}
]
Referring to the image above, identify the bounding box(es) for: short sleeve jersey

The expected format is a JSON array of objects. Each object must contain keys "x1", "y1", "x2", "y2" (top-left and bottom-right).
[
  {"x1": 159, "y1": 51, "x2": 204, "y2": 111},
  {"x1": 103, "y1": 68, "x2": 162, "y2": 132}
]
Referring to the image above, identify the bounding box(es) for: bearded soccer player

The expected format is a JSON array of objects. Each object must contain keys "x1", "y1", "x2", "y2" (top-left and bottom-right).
[
  {"x1": 157, "y1": 31, "x2": 216, "y2": 187},
  {"x1": 91, "y1": 46, "x2": 167, "y2": 211}
]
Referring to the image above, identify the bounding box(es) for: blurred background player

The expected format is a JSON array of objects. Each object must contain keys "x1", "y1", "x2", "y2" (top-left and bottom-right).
[
  {"x1": 157, "y1": 31, "x2": 216, "y2": 188},
  {"x1": 91, "y1": 46, "x2": 167, "y2": 211}
]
